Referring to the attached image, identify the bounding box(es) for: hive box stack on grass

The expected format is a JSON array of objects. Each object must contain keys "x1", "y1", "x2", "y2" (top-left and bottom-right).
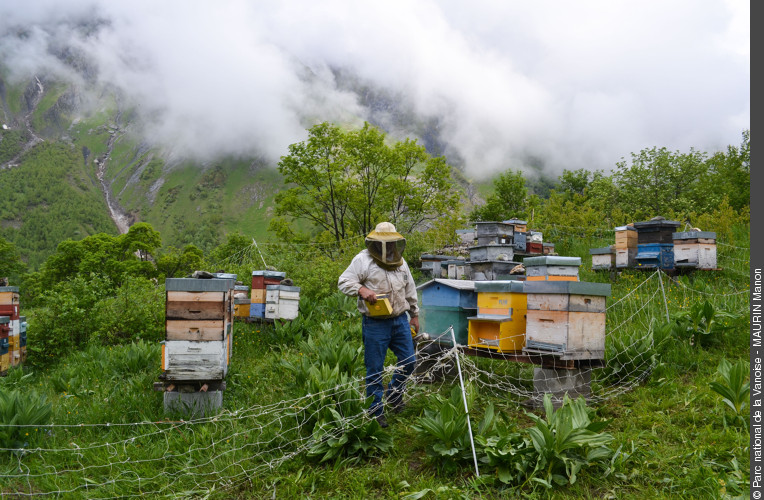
[
  {"x1": 0, "y1": 316, "x2": 9, "y2": 373},
  {"x1": 233, "y1": 284, "x2": 250, "y2": 319},
  {"x1": 162, "y1": 277, "x2": 234, "y2": 382},
  {"x1": 673, "y1": 231, "x2": 717, "y2": 270},
  {"x1": 634, "y1": 218, "x2": 680, "y2": 271},
  {"x1": 265, "y1": 284, "x2": 301, "y2": 321},
  {"x1": 523, "y1": 281, "x2": 611, "y2": 360},
  {"x1": 524, "y1": 256, "x2": 581, "y2": 281},
  {"x1": 614, "y1": 226, "x2": 638, "y2": 268},
  {"x1": 420, "y1": 255, "x2": 452, "y2": 278},
  {"x1": 590, "y1": 247, "x2": 616, "y2": 270},
  {"x1": 467, "y1": 280, "x2": 527, "y2": 352},
  {"x1": 251, "y1": 271, "x2": 285, "y2": 320},
  {"x1": 476, "y1": 221, "x2": 514, "y2": 246},
  {"x1": 0, "y1": 286, "x2": 21, "y2": 368},
  {"x1": 635, "y1": 243, "x2": 675, "y2": 270},
  {"x1": 417, "y1": 279, "x2": 477, "y2": 346}
]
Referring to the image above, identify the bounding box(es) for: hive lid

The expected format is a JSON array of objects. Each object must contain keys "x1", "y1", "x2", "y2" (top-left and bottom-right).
[
  {"x1": 502, "y1": 219, "x2": 527, "y2": 225},
  {"x1": 420, "y1": 254, "x2": 454, "y2": 260},
  {"x1": 251, "y1": 270, "x2": 286, "y2": 278},
  {"x1": 614, "y1": 226, "x2": 637, "y2": 232},
  {"x1": 524, "y1": 281, "x2": 611, "y2": 296},
  {"x1": 474, "y1": 280, "x2": 525, "y2": 293},
  {"x1": 213, "y1": 272, "x2": 237, "y2": 280},
  {"x1": 443, "y1": 259, "x2": 469, "y2": 266},
  {"x1": 523, "y1": 256, "x2": 582, "y2": 267},
  {"x1": 672, "y1": 231, "x2": 717, "y2": 240},
  {"x1": 633, "y1": 218, "x2": 681, "y2": 229},
  {"x1": 417, "y1": 279, "x2": 476, "y2": 291},
  {"x1": 166, "y1": 278, "x2": 235, "y2": 292},
  {"x1": 543, "y1": 242, "x2": 555, "y2": 247},
  {"x1": 467, "y1": 314, "x2": 513, "y2": 322},
  {"x1": 589, "y1": 247, "x2": 614, "y2": 255},
  {"x1": 234, "y1": 297, "x2": 251, "y2": 304},
  {"x1": 234, "y1": 285, "x2": 249, "y2": 291},
  {"x1": 265, "y1": 284, "x2": 301, "y2": 293},
  {"x1": 455, "y1": 229, "x2": 476, "y2": 234},
  {"x1": 0, "y1": 286, "x2": 19, "y2": 292}
]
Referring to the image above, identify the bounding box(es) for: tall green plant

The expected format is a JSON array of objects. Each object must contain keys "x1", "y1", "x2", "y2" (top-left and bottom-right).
[
  {"x1": 709, "y1": 359, "x2": 749, "y2": 426},
  {"x1": 0, "y1": 389, "x2": 52, "y2": 450}
]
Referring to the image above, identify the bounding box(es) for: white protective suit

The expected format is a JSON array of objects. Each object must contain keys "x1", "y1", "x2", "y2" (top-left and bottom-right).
[{"x1": 338, "y1": 249, "x2": 419, "y2": 319}]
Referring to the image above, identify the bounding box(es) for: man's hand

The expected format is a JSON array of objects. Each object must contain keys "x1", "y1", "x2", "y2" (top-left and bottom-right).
[
  {"x1": 358, "y1": 286, "x2": 377, "y2": 304},
  {"x1": 409, "y1": 316, "x2": 419, "y2": 334}
]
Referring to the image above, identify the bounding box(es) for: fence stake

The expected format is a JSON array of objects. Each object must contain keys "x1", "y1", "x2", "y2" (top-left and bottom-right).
[{"x1": 450, "y1": 325, "x2": 480, "y2": 477}]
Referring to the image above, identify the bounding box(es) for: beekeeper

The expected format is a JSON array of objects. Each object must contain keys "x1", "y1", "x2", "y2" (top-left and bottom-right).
[{"x1": 338, "y1": 222, "x2": 419, "y2": 428}]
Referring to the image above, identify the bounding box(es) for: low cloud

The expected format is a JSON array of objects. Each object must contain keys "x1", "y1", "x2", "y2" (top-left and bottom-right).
[{"x1": 0, "y1": 0, "x2": 749, "y2": 178}]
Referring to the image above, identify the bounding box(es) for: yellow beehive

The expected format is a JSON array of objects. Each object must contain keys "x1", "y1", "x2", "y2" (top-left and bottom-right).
[
  {"x1": 476, "y1": 290, "x2": 527, "y2": 316},
  {"x1": 251, "y1": 289, "x2": 266, "y2": 304},
  {"x1": 234, "y1": 302, "x2": 251, "y2": 318},
  {"x1": 0, "y1": 352, "x2": 9, "y2": 372},
  {"x1": 469, "y1": 281, "x2": 526, "y2": 352},
  {"x1": 0, "y1": 291, "x2": 19, "y2": 305},
  {"x1": 468, "y1": 318, "x2": 525, "y2": 352},
  {"x1": 366, "y1": 295, "x2": 393, "y2": 317}
]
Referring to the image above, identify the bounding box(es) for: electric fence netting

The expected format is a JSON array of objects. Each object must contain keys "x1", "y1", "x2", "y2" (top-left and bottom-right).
[{"x1": 0, "y1": 232, "x2": 750, "y2": 498}]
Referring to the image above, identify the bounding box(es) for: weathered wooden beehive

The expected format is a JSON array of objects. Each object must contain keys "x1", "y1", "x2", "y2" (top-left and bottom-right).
[
  {"x1": 469, "y1": 244, "x2": 515, "y2": 262},
  {"x1": 469, "y1": 260, "x2": 523, "y2": 281},
  {"x1": 614, "y1": 226, "x2": 638, "y2": 268},
  {"x1": 162, "y1": 278, "x2": 234, "y2": 381},
  {"x1": 233, "y1": 285, "x2": 250, "y2": 318},
  {"x1": 523, "y1": 281, "x2": 611, "y2": 360},
  {"x1": 590, "y1": 247, "x2": 616, "y2": 270},
  {"x1": 542, "y1": 242, "x2": 555, "y2": 255},
  {"x1": 420, "y1": 255, "x2": 452, "y2": 278},
  {"x1": 251, "y1": 271, "x2": 285, "y2": 319},
  {"x1": 265, "y1": 284, "x2": 301, "y2": 321},
  {"x1": 504, "y1": 219, "x2": 528, "y2": 233},
  {"x1": 418, "y1": 279, "x2": 477, "y2": 345},
  {"x1": 673, "y1": 231, "x2": 717, "y2": 270},
  {"x1": 476, "y1": 221, "x2": 514, "y2": 246},
  {"x1": 513, "y1": 231, "x2": 527, "y2": 253},
  {"x1": 524, "y1": 256, "x2": 581, "y2": 281},
  {"x1": 467, "y1": 280, "x2": 526, "y2": 352},
  {"x1": 633, "y1": 218, "x2": 681, "y2": 244}
]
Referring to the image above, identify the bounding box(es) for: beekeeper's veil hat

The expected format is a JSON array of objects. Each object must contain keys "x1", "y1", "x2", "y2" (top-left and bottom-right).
[{"x1": 365, "y1": 222, "x2": 406, "y2": 269}]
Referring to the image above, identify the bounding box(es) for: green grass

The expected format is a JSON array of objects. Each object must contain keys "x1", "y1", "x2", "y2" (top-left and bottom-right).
[{"x1": 0, "y1": 252, "x2": 750, "y2": 498}]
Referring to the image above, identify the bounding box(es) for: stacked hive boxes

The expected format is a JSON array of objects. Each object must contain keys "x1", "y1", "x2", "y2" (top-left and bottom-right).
[
  {"x1": 468, "y1": 280, "x2": 526, "y2": 352},
  {"x1": 589, "y1": 247, "x2": 616, "y2": 270},
  {"x1": 420, "y1": 255, "x2": 452, "y2": 278},
  {"x1": 614, "y1": 226, "x2": 638, "y2": 268},
  {"x1": 527, "y1": 231, "x2": 544, "y2": 255},
  {"x1": 470, "y1": 222, "x2": 520, "y2": 280},
  {"x1": 0, "y1": 316, "x2": 9, "y2": 372},
  {"x1": 417, "y1": 279, "x2": 477, "y2": 345},
  {"x1": 542, "y1": 242, "x2": 555, "y2": 255},
  {"x1": 523, "y1": 281, "x2": 611, "y2": 360},
  {"x1": 19, "y1": 316, "x2": 27, "y2": 363},
  {"x1": 0, "y1": 286, "x2": 21, "y2": 367},
  {"x1": 251, "y1": 271, "x2": 285, "y2": 320},
  {"x1": 634, "y1": 219, "x2": 680, "y2": 270},
  {"x1": 524, "y1": 256, "x2": 581, "y2": 282},
  {"x1": 265, "y1": 284, "x2": 301, "y2": 321},
  {"x1": 233, "y1": 285, "x2": 250, "y2": 319},
  {"x1": 673, "y1": 231, "x2": 717, "y2": 270},
  {"x1": 162, "y1": 277, "x2": 234, "y2": 381}
]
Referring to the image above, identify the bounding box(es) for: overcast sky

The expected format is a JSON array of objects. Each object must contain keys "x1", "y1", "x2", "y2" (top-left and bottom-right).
[{"x1": 0, "y1": 0, "x2": 749, "y2": 178}]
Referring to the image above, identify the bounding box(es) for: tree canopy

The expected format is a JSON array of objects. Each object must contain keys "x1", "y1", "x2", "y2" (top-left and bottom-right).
[{"x1": 272, "y1": 122, "x2": 460, "y2": 244}]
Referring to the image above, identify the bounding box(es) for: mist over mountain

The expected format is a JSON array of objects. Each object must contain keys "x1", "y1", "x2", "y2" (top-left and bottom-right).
[{"x1": 0, "y1": 0, "x2": 749, "y2": 178}]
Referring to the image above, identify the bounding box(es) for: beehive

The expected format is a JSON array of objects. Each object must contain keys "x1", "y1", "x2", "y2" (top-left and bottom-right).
[
  {"x1": 469, "y1": 245, "x2": 515, "y2": 262},
  {"x1": 527, "y1": 242, "x2": 543, "y2": 254},
  {"x1": 0, "y1": 286, "x2": 19, "y2": 306},
  {"x1": 476, "y1": 221, "x2": 514, "y2": 240},
  {"x1": 469, "y1": 260, "x2": 522, "y2": 281},
  {"x1": 524, "y1": 256, "x2": 581, "y2": 281},
  {"x1": 251, "y1": 270, "x2": 285, "y2": 290},
  {"x1": 673, "y1": 231, "x2": 717, "y2": 270},
  {"x1": 455, "y1": 229, "x2": 477, "y2": 246},
  {"x1": 523, "y1": 281, "x2": 610, "y2": 360},
  {"x1": 163, "y1": 278, "x2": 234, "y2": 381},
  {"x1": 265, "y1": 284, "x2": 301, "y2": 321},
  {"x1": 590, "y1": 247, "x2": 615, "y2": 270},
  {"x1": 614, "y1": 226, "x2": 638, "y2": 249},
  {"x1": 615, "y1": 248, "x2": 638, "y2": 268},
  {"x1": 468, "y1": 281, "x2": 526, "y2": 352},
  {"x1": 420, "y1": 255, "x2": 452, "y2": 277},
  {"x1": 418, "y1": 279, "x2": 477, "y2": 345},
  {"x1": 0, "y1": 336, "x2": 8, "y2": 372},
  {"x1": 0, "y1": 315, "x2": 9, "y2": 339},
  {"x1": 542, "y1": 242, "x2": 555, "y2": 255},
  {"x1": 635, "y1": 243, "x2": 674, "y2": 270},
  {"x1": 234, "y1": 297, "x2": 251, "y2": 318},
  {"x1": 504, "y1": 219, "x2": 528, "y2": 233},
  {"x1": 633, "y1": 218, "x2": 681, "y2": 245}
]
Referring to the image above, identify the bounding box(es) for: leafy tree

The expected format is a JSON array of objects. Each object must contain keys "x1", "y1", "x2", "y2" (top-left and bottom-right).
[
  {"x1": 120, "y1": 222, "x2": 162, "y2": 262},
  {"x1": 470, "y1": 169, "x2": 527, "y2": 222},
  {"x1": 273, "y1": 121, "x2": 460, "y2": 245},
  {"x1": 700, "y1": 129, "x2": 750, "y2": 212},
  {"x1": 156, "y1": 244, "x2": 204, "y2": 278}
]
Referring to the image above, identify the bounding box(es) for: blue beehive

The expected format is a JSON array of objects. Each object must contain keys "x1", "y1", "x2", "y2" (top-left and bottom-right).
[
  {"x1": 636, "y1": 243, "x2": 674, "y2": 270},
  {"x1": 417, "y1": 279, "x2": 477, "y2": 346},
  {"x1": 419, "y1": 279, "x2": 477, "y2": 309},
  {"x1": 250, "y1": 303, "x2": 266, "y2": 319}
]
